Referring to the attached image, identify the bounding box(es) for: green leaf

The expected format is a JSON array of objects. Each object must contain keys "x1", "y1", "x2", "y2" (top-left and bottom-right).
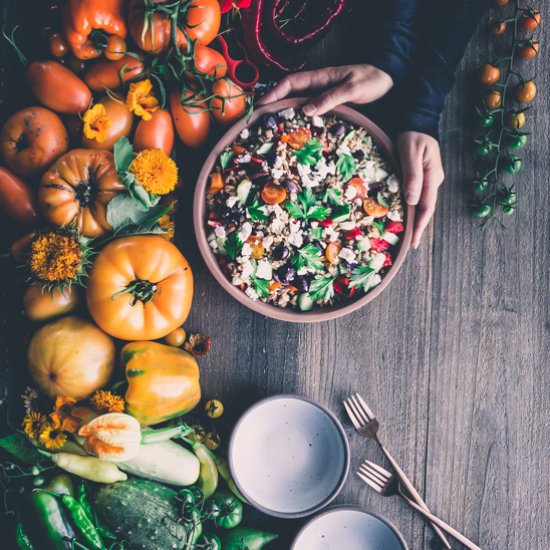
[
  {"x1": 292, "y1": 138, "x2": 324, "y2": 166},
  {"x1": 114, "y1": 136, "x2": 135, "y2": 173},
  {"x1": 309, "y1": 274, "x2": 336, "y2": 303},
  {"x1": 225, "y1": 232, "x2": 243, "y2": 261},
  {"x1": 219, "y1": 150, "x2": 234, "y2": 170},
  {"x1": 247, "y1": 197, "x2": 268, "y2": 222},
  {"x1": 286, "y1": 188, "x2": 330, "y2": 221},
  {"x1": 336, "y1": 153, "x2": 357, "y2": 182},
  {"x1": 349, "y1": 265, "x2": 375, "y2": 292},
  {"x1": 285, "y1": 200, "x2": 306, "y2": 219},
  {"x1": 323, "y1": 187, "x2": 344, "y2": 206},
  {"x1": 372, "y1": 220, "x2": 385, "y2": 234},
  {"x1": 292, "y1": 243, "x2": 324, "y2": 272},
  {"x1": 307, "y1": 206, "x2": 330, "y2": 221},
  {"x1": 106, "y1": 193, "x2": 167, "y2": 232},
  {"x1": 377, "y1": 192, "x2": 390, "y2": 208},
  {"x1": 0, "y1": 432, "x2": 43, "y2": 465},
  {"x1": 251, "y1": 277, "x2": 270, "y2": 299}
]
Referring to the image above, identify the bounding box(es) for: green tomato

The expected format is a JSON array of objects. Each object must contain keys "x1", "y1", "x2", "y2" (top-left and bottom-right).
[
  {"x1": 202, "y1": 498, "x2": 221, "y2": 520},
  {"x1": 479, "y1": 114, "x2": 495, "y2": 128},
  {"x1": 502, "y1": 205, "x2": 515, "y2": 215},
  {"x1": 177, "y1": 489, "x2": 196, "y2": 507},
  {"x1": 473, "y1": 178, "x2": 490, "y2": 193},
  {"x1": 501, "y1": 191, "x2": 517, "y2": 206},
  {"x1": 474, "y1": 204, "x2": 492, "y2": 218},
  {"x1": 197, "y1": 533, "x2": 222, "y2": 550},
  {"x1": 508, "y1": 134, "x2": 528, "y2": 149},
  {"x1": 504, "y1": 158, "x2": 522, "y2": 174},
  {"x1": 476, "y1": 143, "x2": 493, "y2": 156},
  {"x1": 213, "y1": 492, "x2": 243, "y2": 529}
]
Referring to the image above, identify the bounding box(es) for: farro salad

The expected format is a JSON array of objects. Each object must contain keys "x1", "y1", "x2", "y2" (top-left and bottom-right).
[{"x1": 205, "y1": 108, "x2": 405, "y2": 311}]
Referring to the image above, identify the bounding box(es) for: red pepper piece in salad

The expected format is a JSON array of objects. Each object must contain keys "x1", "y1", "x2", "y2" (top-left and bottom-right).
[
  {"x1": 386, "y1": 221, "x2": 404, "y2": 234},
  {"x1": 344, "y1": 227, "x2": 363, "y2": 241},
  {"x1": 370, "y1": 238, "x2": 390, "y2": 253},
  {"x1": 383, "y1": 253, "x2": 393, "y2": 267}
]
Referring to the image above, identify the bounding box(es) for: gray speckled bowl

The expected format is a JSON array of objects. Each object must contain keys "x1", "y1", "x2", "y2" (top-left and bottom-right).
[
  {"x1": 292, "y1": 506, "x2": 409, "y2": 550},
  {"x1": 193, "y1": 97, "x2": 415, "y2": 323},
  {"x1": 228, "y1": 395, "x2": 350, "y2": 518}
]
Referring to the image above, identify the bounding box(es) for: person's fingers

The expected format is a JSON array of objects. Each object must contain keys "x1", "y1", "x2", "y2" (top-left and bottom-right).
[
  {"x1": 398, "y1": 139, "x2": 424, "y2": 206},
  {"x1": 257, "y1": 67, "x2": 349, "y2": 105},
  {"x1": 302, "y1": 80, "x2": 354, "y2": 115},
  {"x1": 411, "y1": 162, "x2": 444, "y2": 249}
]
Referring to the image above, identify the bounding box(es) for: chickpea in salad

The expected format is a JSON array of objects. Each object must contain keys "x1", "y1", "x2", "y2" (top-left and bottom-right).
[{"x1": 205, "y1": 107, "x2": 405, "y2": 311}]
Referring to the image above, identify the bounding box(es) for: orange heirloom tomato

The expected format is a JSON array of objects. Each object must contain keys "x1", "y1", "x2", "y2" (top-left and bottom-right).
[
  {"x1": 39, "y1": 149, "x2": 125, "y2": 238},
  {"x1": 363, "y1": 197, "x2": 389, "y2": 218},
  {"x1": 479, "y1": 64, "x2": 500, "y2": 86},
  {"x1": 515, "y1": 81, "x2": 537, "y2": 103},
  {"x1": 84, "y1": 55, "x2": 145, "y2": 93},
  {"x1": 23, "y1": 284, "x2": 80, "y2": 322},
  {"x1": 170, "y1": 89, "x2": 211, "y2": 148},
  {"x1": 261, "y1": 181, "x2": 287, "y2": 205},
  {"x1": 0, "y1": 106, "x2": 68, "y2": 178},
  {"x1": 133, "y1": 108, "x2": 175, "y2": 155},
  {"x1": 86, "y1": 235, "x2": 194, "y2": 341},
  {"x1": 62, "y1": 0, "x2": 127, "y2": 60},
  {"x1": 26, "y1": 61, "x2": 92, "y2": 115},
  {"x1": 81, "y1": 96, "x2": 134, "y2": 151},
  {"x1": 211, "y1": 79, "x2": 248, "y2": 125}
]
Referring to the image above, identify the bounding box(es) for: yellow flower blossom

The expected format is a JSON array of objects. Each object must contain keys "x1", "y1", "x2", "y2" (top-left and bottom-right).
[
  {"x1": 30, "y1": 231, "x2": 83, "y2": 283},
  {"x1": 22, "y1": 411, "x2": 47, "y2": 440},
  {"x1": 129, "y1": 149, "x2": 178, "y2": 195},
  {"x1": 82, "y1": 104, "x2": 112, "y2": 143},
  {"x1": 90, "y1": 390, "x2": 126, "y2": 414},
  {"x1": 126, "y1": 79, "x2": 159, "y2": 120},
  {"x1": 38, "y1": 423, "x2": 68, "y2": 451}
]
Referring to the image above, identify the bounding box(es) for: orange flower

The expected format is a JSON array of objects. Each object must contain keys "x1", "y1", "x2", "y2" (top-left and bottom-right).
[
  {"x1": 126, "y1": 79, "x2": 159, "y2": 121},
  {"x1": 129, "y1": 149, "x2": 178, "y2": 195},
  {"x1": 50, "y1": 397, "x2": 94, "y2": 434},
  {"x1": 90, "y1": 390, "x2": 126, "y2": 414},
  {"x1": 82, "y1": 104, "x2": 112, "y2": 143}
]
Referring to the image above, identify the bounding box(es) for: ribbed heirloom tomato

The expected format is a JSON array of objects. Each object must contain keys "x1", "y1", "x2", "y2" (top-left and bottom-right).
[{"x1": 86, "y1": 235, "x2": 194, "y2": 340}]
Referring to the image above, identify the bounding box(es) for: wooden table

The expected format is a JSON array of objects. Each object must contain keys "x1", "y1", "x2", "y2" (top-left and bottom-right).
[{"x1": 1, "y1": 2, "x2": 549, "y2": 549}]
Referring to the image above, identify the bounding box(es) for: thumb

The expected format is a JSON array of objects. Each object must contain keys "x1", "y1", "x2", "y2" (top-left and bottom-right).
[{"x1": 399, "y1": 141, "x2": 424, "y2": 206}]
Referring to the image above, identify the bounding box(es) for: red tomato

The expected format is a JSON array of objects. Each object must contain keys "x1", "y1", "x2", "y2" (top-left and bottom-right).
[
  {"x1": 192, "y1": 46, "x2": 228, "y2": 79},
  {"x1": 133, "y1": 109, "x2": 175, "y2": 155},
  {"x1": 211, "y1": 79, "x2": 248, "y2": 125},
  {"x1": 0, "y1": 167, "x2": 39, "y2": 228},
  {"x1": 49, "y1": 33, "x2": 68, "y2": 57},
  {"x1": 521, "y1": 10, "x2": 541, "y2": 31},
  {"x1": 518, "y1": 42, "x2": 539, "y2": 60},
  {"x1": 169, "y1": 90, "x2": 210, "y2": 148},
  {"x1": 84, "y1": 55, "x2": 145, "y2": 93},
  {"x1": 104, "y1": 36, "x2": 127, "y2": 61}
]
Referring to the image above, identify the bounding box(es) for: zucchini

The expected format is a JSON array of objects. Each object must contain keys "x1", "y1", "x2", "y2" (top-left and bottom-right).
[
  {"x1": 298, "y1": 293, "x2": 314, "y2": 311},
  {"x1": 237, "y1": 179, "x2": 252, "y2": 206}
]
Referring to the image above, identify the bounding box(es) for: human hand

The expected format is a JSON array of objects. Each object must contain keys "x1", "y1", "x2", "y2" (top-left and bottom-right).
[
  {"x1": 257, "y1": 65, "x2": 393, "y2": 116},
  {"x1": 397, "y1": 132, "x2": 445, "y2": 249}
]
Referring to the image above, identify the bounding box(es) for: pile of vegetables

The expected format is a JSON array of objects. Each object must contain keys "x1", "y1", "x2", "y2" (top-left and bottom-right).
[
  {"x1": 471, "y1": 0, "x2": 541, "y2": 224},
  {"x1": 0, "y1": 1, "x2": 278, "y2": 548}
]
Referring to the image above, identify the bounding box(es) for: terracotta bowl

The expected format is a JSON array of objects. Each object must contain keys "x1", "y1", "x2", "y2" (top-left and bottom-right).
[{"x1": 193, "y1": 97, "x2": 415, "y2": 322}]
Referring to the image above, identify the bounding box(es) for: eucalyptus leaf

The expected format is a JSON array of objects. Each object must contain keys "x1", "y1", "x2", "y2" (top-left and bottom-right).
[
  {"x1": 114, "y1": 136, "x2": 135, "y2": 173},
  {"x1": 0, "y1": 432, "x2": 43, "y2": 465}
]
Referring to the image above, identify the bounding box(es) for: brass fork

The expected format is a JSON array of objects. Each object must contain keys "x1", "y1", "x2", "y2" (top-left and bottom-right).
[
  {"x1": 343, "y1": 393, "x2": 451, "y2": 549},
  {"x1": 358, "y1": 460, "x2": 482, "y2": 550}
]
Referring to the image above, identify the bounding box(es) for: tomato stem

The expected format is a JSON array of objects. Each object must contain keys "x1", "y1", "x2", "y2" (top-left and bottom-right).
[{"x1": 112, "y1": 279, "x2": 158, "y2": 305}]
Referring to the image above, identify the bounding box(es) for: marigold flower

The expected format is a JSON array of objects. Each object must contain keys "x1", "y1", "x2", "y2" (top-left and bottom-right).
[
  {"x1": 22, "y1": 411, "x2": 47, "y2": 440},
  {"x1": 38, "y1": 423, "x2": 68, "y2": 451},
  {"x1": 126, "y1": 79, "x2": 159, "y2": 120},
  {"x1": 82, "y1": 104, "x2": 112, "y2": 143},
  {"x1": 30, "y1": 231, "x2": 83, "y2": 283},
  {"x1": 184, "y1": 333, "x2": 212, "y2": 358},
  {"x1": 90, "y1": 390, "x2": 126, "y2": 414},
  {"x1": 129, "y1": 149, "x2": 178, "y2": 195}
]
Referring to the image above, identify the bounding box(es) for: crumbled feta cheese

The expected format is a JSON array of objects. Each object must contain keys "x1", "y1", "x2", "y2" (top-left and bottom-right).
[
  {"x1": 271, "y1": 168, "x2": 284, "y2": 180},
  {"x1": 214, "y1": 226, "x2": 226, "y2": 239},
  {"x1": 382, "y1": 232, "x2": 400, "y2": 245},
  {"x1": 369, "y1": 253, "x2": 386, "y2": 272},
  {"x1": 208, "y1": 239, "x2": 218, "y2": 251},
  {"x1": 239, "y1": 154, "x2": 251, "y2": 164},
  {"x1": 344, "y1": 185, "x2": 357, "y2": 200},
  {"x1": 289, "y1": 221, "x2": 301, "y2": 234},
  {"x1": 278, "y1": 107, "x2": 295, "y2": 120},
  {"x1": 339, "y1": 221, "x2": 356, "y2": 231},
  {"x1": 314, "y1": 157, "x2": 336, "y2": 180},
  {"x1": 226, "y1": 196, "x2": 239, "y2": 208},
  {"x1": 256, "y1": 260, "x2": 272, "y2": 280},
  {"x1": 370, "y1": 274, "x2": 382, "y2": 288},
  {"x1": 245, "y1": 286, "x2": 259, "y2": 300},
  {"x1": 357, "y1": 237, "x2": 371, "y2": 251},
  {"x1": 272, "y1": 204, "x2": 284, "y2": 217},
  {"x1": 297, "y1": 266, "x2": 309, "y2": 276},
  {"x1": 240, "y1": 243, "x2": 252, "y2": 258},
  {"x1": 240, "y1": 128, "x2": 250, "y2": 139},
  {"x1": 387, "y1": 210, "x2": 403, "y2": 222},
  {"x1": 240, "y1": 260, "x2": 254, "y2": 278},
  {"x1": 288, "y1": 232, "x2": 304, "y2": 247},
  {"x1": 238, "y1": 222, "x2": 253, "y2": 242},
  {"x1": 270, "y1": 218, "x2": 284, "y2": 233},
  {"x1": 336, "y1": 144, "x2": 351, "y2": 156},
  {"x1": 360, "y1": 161, "x2": 376, "y2": 181},
  {"x1": 338, "y1": 248, "x2": 356, "y2": 263},
  {"x1": 387, "y1": 175, "x2": 400, "y2": 193},
  {"x1": 262, "y1": 235, "x2": 274, "y2": 249},
  {"x1": 312, "y1": 115, "x2": 324, "y2": 128},
  {"x1": 273, "y1": 155, "x2": 284, "y2": 168},
  {"x1": 310, "y1": 221, "x2": 319, "y2": 229}
]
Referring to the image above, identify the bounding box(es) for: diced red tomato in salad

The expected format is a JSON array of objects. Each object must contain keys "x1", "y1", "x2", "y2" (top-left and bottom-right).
[
  {"x1": 370, "y1": 238, "x2": 390, "y2": 252},
  {"x1": 385, "y1": 221, "x2": 404, "y2": 234}
]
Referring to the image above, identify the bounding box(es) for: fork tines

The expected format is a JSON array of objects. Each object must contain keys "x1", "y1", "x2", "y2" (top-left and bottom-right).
[
  {"x1": 357, "y1": 460, "x2": 392, "y2": 493},
  {"x1": 343, "y1": 393, "x2": 375, "y2": 428}
]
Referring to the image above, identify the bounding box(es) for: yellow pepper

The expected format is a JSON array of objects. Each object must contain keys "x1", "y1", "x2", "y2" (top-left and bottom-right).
[{"x1": 122, "y1": 341, "x2": 201, "y2": 425}]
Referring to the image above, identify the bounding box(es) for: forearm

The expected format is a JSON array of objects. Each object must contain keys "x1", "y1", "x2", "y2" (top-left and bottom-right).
[{"x1": 398, "y1": 0, "x2": 490, "y2": 138}]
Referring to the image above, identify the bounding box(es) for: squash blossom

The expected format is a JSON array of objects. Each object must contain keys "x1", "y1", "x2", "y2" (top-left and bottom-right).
[
  {"x1": 129, "y1": 149, "x2": 178, "y2": 195},
  {"x1": 30, "y1": 231, "x2": 83, "y2": 283},
  {"x1": 126, "y1": 79, "x2": 159, "y2": 120},
  {"x1": 79, "y1": 413, "x2": 141, "y2": 462},
  {"x1": 82, "y1": 103, "x2": 112, "y2": 143}
]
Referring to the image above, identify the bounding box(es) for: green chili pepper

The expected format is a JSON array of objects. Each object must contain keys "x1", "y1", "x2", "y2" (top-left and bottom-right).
[
  {"x1": 35, "y1": 489, "x2": 105, "y2": 550},
  {"x1": 182, "y1": 503, "x2": 203, "y2": 545},
  {"x1": 220, "y1": 527, "x2": 279, "y2": 549},
  {"x1": 15, "y1": 523, "x2": 35, "y2": 550},
  {"x1": 19, "y1": 474, "x2": 76, "y2": 550},
  {"x1": 206, "y1": 450, "x2": 248, "y2": 503},
  {"x1": 196, "y1": 533, "x2": 222, "y2": 550},
  {"x1": 212, "y1": 492, "x2": 243, "y2": 529},
  {"x1": 77, "y1": 481, "x2": 94, "y2": 521}
]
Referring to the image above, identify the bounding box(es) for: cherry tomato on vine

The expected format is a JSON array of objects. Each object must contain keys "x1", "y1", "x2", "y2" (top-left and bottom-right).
[
  {"x1": 49, "y1": 33, "x2": 68, "y2": 57},
  {"x1": 494, "y1": 0, "x2": 509, "y2": 5},
  {"x1": 211, "y1": 79, "x2": 248, "y2": 125},
  {"x1": 515, "y1": 81, "x2": 537, "y2": 103},
  {"x1": 508, "y1": 134, "x2": 528, "y2": 149},
  {"x1": 164, "y1": 327, "x2": 187, "y2": 347},
  {"x1": 476, "y1": 142, "x2": 493, "y2": 156},
  {"x1": 518, "y1": 42, "x2": 539, "y2": 60},
  {"x1": 484, "y1": 90, "x2": 502, "y2": 110},
  {"x1": 490, "y1": 20, "x2": 507, "y2": 35},
  {"x1": 104, "y1": 36, "x2": 127, "y2": 61},
  {"x1": 474, "y1": 204, "x2": 492, "y2": 218},
  {"x1": 205, "y1": 399, "x2": 224, "y2": 419},
  {"x1": 520, "y1": 10, "x2": 541, "y2": 31},
  {"x1": 502, "y1": 205, "x2": 515, "y2": 215},
  {"x1": 473, "y1": 178, "x2": 490, "y2": 193},
  {"x1": 479, "y1": 113, "x2": 495, "y2": 128},
  {"x1": 479, "y1": 64, "x2": 500, "y2": 86},
  {"x1": 504, "y1": 157, "x2": 522, "y2": 174},
  {"x1": 500, "y1": 191, "x2": 517, "y2": 206},
  {"x1": 505, "y1": 111, "x2": 526, "y2": 129}
]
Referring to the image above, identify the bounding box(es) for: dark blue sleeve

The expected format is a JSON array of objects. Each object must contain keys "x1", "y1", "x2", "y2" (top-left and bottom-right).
[
  {"x1": 363, "y1": 0, "x2": 423, "y2": 85},
  {"x1": 396, "y1": 0, "x2": 490, "y2": 138}
]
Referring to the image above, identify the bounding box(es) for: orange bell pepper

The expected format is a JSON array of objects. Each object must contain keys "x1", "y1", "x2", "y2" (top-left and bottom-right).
[
  {"x1": 122, "y1": 341, "x2": 201, "y2": 425},
  {"x1": 62, "y1": 0, "x2": 127, "y2": 60}
]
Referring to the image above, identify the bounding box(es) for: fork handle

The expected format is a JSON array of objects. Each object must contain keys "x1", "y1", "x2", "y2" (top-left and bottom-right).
[
  {"x1": 378, "y1": 442, "x2": 452, "y2": 549},
  {"x1": 400, "y1": 493, "x2": 482, "y2": 550}
]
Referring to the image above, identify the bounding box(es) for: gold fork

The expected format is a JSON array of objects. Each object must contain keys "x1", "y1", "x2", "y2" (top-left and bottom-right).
[
  {"x1": 343, "y1": 393, "x2": 451, "y2": 549},
  {"x1": 358, "y1": 459, "x2": 481, "y2": 550}
]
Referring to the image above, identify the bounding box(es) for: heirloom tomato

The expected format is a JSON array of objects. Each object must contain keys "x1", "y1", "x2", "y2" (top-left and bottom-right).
[
  {"x1": 86, "y1": 235, "x2": 194, "y2": 340},
  {"x1": 133, "y1": 108, "x2": 174, "y2": 155},
  {"x1": 170, "y1": 90, "x2": 211, "y2": 148},
  {"x1": 23, "y1": 284, "x2": 80, "y2": 322},
  {"x1": 84, "y1": 55, "x2": 145, "y2": 93}
]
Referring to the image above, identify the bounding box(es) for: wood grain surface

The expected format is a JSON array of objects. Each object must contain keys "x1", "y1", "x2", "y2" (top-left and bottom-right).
[{"x1": 1, "y1": 2, "x2": 549, "y2": 549}]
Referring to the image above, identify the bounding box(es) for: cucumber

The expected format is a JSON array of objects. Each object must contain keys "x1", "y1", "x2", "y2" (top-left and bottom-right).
[
  {"x1": 310, "y1": 227, "x2": 323, "y2": 240},
  {"x1": 368, "y1": 253, "x2": 386, "y2": 272},
  {"x1": 298, "y1": 293, "x2": 314, "y2": 311},
  {"x1": 356, "y1": 237, "x2": 371, "y2": 252},
  {"x1": 95, "y1": 479, "x2": 188, "y2": 550},
  {"x1": 237, "y1": 179, "x2": 252, "y2": 206},
  {"x1": 382, "y1": 231, "x2": 399, "y2": 245},
  {"x1": 332, "y1": 204, "x2": 351, "y2": 222}
]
